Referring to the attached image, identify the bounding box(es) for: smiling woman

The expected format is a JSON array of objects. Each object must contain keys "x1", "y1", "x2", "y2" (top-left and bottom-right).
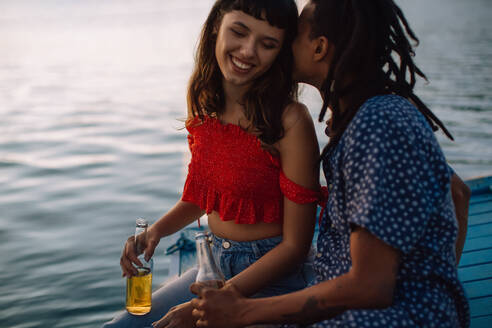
[
  {"x1": 187, "y1": 0, "x2": 299, "y2": 145},
  {"x1": 102, "y1": 1, "x2": 324, "y2": 328}
]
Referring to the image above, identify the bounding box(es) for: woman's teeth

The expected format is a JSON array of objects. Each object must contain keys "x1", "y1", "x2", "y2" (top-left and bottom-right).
[{"x1": 231, "y1": 57, "x2": 252, "y2": 70}]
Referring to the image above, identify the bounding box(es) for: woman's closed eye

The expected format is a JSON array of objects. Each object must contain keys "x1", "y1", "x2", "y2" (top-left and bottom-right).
[
  {"x1": 262, "y1": 41, "x2": 278, "y2": 50},
  {"x1": 230, "y1": 28, "x2": 246, "y2": 37}
]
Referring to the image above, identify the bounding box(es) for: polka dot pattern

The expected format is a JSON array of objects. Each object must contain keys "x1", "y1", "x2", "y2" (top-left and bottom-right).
[{"x1": 299, "y1": 95, "x2": 469, "y2": 327}]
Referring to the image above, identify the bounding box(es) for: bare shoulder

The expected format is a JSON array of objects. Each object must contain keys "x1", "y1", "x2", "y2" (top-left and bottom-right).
[
  {"x1": 281, "y1": 101, "x2": 314, "y2": 133},
  {"x1": 277, "y1": 102, "x2": 320, "y2": 188},
  {"x1": 277, "y1": 101, "x2": 318, "y2": 154}
]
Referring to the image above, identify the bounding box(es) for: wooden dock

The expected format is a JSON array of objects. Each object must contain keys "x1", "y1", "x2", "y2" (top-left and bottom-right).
[{"x1": 459, "y1": 176, "x2": 492, "y2": 327}]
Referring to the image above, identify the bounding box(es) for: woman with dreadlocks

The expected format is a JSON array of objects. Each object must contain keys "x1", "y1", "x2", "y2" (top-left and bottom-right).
[{"x1": 190, "y1": 1, "x2": 470, "y2": 327}]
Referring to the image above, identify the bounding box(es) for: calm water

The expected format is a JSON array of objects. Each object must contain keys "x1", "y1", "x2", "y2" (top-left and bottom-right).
[{"x1": 0, "y1": 0, "x2": 491, "y2": 327}]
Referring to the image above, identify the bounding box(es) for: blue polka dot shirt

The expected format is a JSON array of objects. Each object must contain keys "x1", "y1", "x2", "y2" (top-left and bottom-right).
[{"x1": 311, "y1": 95, "x2": 470, "y2": 327}]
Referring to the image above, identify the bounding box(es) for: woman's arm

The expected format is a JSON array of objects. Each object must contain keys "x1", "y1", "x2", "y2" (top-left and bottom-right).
[
  {"x1": 120, "y1": 200, "x2": 204, "y2": 277},
  {"x1": 226, "y1": 102, "x2": 320, "y2": 296},
  {"x1": 191, "y1": 226, "x2": 400, "y2": 327},
  {"x1": 450, "y1": 173, "x2": 470, "y2": 264}
]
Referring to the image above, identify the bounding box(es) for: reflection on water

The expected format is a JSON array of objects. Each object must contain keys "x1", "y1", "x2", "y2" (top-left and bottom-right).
[{"x1": 0, "y1": 0, "x2": 491, "y2": 326}]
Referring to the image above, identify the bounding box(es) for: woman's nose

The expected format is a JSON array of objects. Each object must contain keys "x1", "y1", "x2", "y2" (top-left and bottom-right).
[{"x1": 239, "y1": 37, "x2": 256, "y2": 59}]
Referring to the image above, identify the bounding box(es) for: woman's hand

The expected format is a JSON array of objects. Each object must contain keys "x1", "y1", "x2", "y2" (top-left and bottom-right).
[
  {"x1": 119, "y1": 201, "x2": 205, "y2": 278},
  {"x1": 120, "y1": 227, "x2": 160, "y2": 277},
  {"x1": 152, "y1": 301, "x2": 195, "y2": 328},
  {"x1": 190, "y1": 282, "x2": 249, "y2": 328},
  {"x1": 450, "y1": 172, "x2": 470, "y2": 264}
]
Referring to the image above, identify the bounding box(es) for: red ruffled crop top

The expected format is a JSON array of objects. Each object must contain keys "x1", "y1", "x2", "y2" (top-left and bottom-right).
[{"x1": 181, "y1": 115, "x2": 327, "y2": 225}]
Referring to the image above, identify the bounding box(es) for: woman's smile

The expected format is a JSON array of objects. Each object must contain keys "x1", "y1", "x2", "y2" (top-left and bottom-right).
[{"x1": 230, "y1": 55, "x2": 254, "y2": 72}]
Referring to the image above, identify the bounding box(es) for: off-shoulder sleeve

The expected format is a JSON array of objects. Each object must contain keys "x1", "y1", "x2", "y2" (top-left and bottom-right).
[{"x1": 280, "y1": 170, "x2": 321, "y2": 204}]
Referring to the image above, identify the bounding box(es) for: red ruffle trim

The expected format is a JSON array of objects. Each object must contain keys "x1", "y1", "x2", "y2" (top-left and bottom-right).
[
  {"x1": 182, "y1": 175, "x2": 282, "y2": 225},
  {"x1": 280, "y1": 171, "x2": 329, "y2": 227}
]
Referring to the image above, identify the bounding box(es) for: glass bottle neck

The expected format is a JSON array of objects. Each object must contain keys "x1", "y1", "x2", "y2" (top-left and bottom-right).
[
  {"x1": 196, "y1": 237, "x2": 214, "y2": 268},
  {"x1": 135, "y1": 225, "x2": 147, "y2": 255},
  {"x1": 134, "y1": 219, "x2": 152, "y2": 270}
]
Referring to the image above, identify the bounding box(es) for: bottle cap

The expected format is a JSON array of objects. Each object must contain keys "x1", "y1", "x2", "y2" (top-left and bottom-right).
[
  {"x1": 195, "y1": 231, "x2": 210, "y2": 239},
  {"x1": 136, "y1": 218, "x2": 148, "y2": 228}
]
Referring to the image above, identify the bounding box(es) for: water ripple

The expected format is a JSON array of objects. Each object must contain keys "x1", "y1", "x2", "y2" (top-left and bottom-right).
[{"x1": 1, "y1": 0, "x2": 491, "y2": 327}]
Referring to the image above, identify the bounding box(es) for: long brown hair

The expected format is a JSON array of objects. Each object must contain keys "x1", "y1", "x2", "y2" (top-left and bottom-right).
[
  {"x1": 308, "y1": 0, "x2": 453, "y2": 157},
  {"x1": 187, "y1": 0, "x2": 298, "y2": 145}
]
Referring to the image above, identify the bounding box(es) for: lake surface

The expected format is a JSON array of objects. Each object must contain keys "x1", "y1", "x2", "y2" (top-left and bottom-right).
[{"x1": 1, "y1": 0, "x2": 491, "y2": 326}]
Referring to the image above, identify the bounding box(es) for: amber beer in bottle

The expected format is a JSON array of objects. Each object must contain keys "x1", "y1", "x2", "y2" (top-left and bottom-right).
[
  {"x1": 126, "y1": 218, "x2": 154, "y2": 315},
  {"x1": 195, "y1": 231, "x2": 225, "y2": 288}
]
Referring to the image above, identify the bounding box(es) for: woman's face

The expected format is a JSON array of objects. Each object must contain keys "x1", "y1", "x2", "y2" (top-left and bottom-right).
[{"x1": 215, "y1": 10, "x2": 285, "y2": 88}]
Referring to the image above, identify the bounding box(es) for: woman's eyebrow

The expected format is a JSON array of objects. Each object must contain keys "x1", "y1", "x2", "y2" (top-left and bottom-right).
[
  {"x1": 232, "y1": 21, "x2": 281, "y2": 44},
  {"x1": 232, "y1": 21, "x2": 251, "y2": 31}
]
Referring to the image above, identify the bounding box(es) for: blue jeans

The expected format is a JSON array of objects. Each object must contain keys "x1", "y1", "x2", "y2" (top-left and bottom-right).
[{"x1": 102, "y1": 234, "x2": 314, "y2": 328}]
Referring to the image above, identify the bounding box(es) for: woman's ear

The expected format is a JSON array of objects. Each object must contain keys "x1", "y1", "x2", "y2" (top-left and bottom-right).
[
  {"x1": 211, "y1": 13, "x2": 223, "y2": 36},
  {"x1": 212, "y1": 22, "x2": 219, "y2": 35},
  {"x1": 313, "y1": 36, "x2": 331, "y2": 62}
]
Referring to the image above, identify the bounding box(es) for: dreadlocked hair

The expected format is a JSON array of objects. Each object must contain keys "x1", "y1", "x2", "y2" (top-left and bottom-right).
[{"x1": 309, "y1": 0, "x2": 453, "y2": 158}]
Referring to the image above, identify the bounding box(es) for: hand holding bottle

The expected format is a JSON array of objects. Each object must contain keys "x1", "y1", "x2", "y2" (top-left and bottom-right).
[
  {"x1": 125, "y1": 218, "x2": 155, "y2": 315},
  {"x1": 120, "y1": 219, "x2": 159, "y2": 278},
  {"x1": 190, "y1": 282, "x2": 248, "y2": 328}
]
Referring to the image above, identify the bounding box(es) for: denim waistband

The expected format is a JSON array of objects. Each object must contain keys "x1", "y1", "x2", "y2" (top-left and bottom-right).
[{"x1": 210, "y1": 233, "x2": 283, "y2": 254}]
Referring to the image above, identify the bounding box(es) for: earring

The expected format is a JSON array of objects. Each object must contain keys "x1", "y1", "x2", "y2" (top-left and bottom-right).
[{"x1": 330, "y1": 80, "x2": 335, "y2": 92}]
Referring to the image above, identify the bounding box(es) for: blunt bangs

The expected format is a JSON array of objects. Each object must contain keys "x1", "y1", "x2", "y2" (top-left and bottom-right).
[{"x1": 228, "y1": 0, "x2": 298, "y2": 33}]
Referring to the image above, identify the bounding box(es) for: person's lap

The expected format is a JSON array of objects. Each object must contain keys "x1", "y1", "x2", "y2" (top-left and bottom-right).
[{"x1": 102, "y1": 234, "x2": 314, "y2": 328}]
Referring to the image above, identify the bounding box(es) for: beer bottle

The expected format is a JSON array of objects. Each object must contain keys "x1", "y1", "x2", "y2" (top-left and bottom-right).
[
  {"x1": 126, "y1": 218, "x2": 153, "y2": 315},
  {"x1": 195, "y1": 231, "x2": 225, "y2": 288}
]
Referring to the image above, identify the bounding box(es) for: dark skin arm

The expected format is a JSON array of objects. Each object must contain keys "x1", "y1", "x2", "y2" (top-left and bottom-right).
[
  {"x1": 191, "y1": 226, "x2": 400, "y2": 327},
  {"x1": 450, "y1": 173, "x2": 470, "y2": 265}
]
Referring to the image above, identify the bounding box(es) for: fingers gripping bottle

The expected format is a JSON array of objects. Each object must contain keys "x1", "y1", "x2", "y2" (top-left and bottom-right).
[
  {"x1": 195, "y1": 231, "x2": 225, "y2": 289},
  {"x1": 126, "y1": 218, "x2": 154, "y2": 315}
]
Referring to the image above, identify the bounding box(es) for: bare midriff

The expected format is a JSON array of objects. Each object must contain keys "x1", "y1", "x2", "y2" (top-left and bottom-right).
[{"x1": 207, "y1": 211, "x2": 283, "y2": 242}]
